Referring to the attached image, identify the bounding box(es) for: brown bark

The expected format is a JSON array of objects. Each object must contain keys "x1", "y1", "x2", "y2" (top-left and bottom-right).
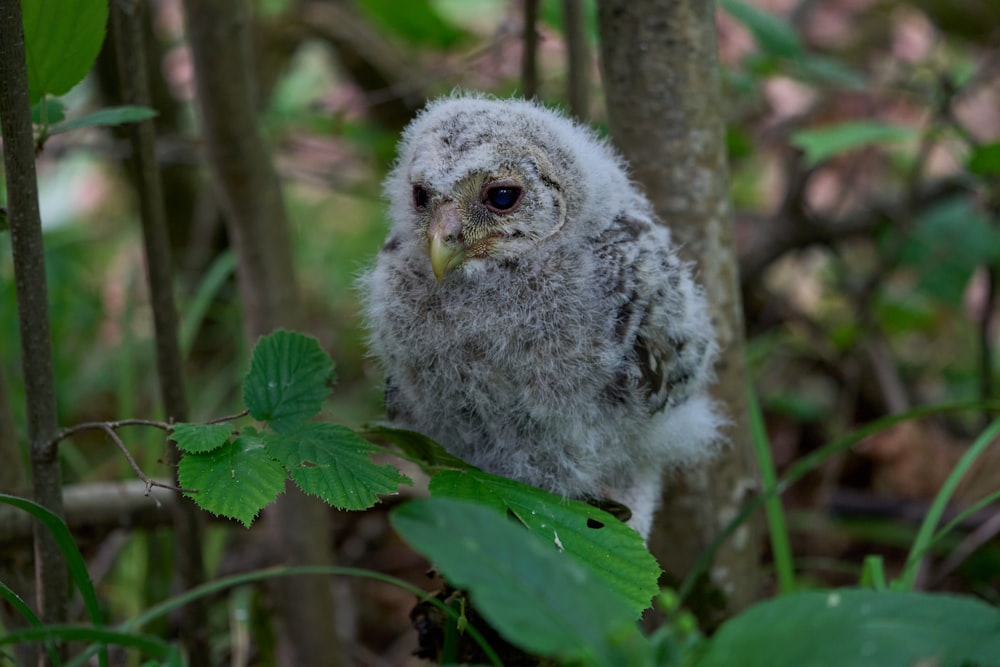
[
  {"x1": 180, "y1": 1, "x2": 343, "y2": 664},
  {"x1": 598, "y1": 0, "x2": 761, "y2": 626},
  {"x1": 561, "y1": 0, "x2": 590, "y2": 120},
  {"x1": 521, "y1": 0, "x2": 540, "y2": 99},
  {"x1": 0, "y1": 0, "x2": 69, "y2": 646}
]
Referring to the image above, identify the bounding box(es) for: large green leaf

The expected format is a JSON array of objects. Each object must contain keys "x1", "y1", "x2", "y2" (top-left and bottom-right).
[
  {"x1": 429, "y1": 469, "x2": 660, "y2": 617},
  {"x1": 178, "y1": 428, "x2": 287, "y2": 527},
  {"x1": 243, "y1": 330, "x2": 335, "y2": 433},
  {"x1": 791, "y1": 121, "x2": 916, "y2": 166},
  {"x1": 720, "y1": 0, "x2": 801, "y2": 59},
  {"x1": 391, "y1": 498, "x2": 652, "y2": 666},
  {"x1": 264, "y1": 423, "x2": 411, "y2": 510},
  {"x1": 22, "y1": 0, "x2": 109, "y2": 103},
  {"x1": 698, "y1": 589, "x2": 1000, "y2": 667},
  {"x1": 362, "y1": 424, "x2": 471, "y2": 472}
]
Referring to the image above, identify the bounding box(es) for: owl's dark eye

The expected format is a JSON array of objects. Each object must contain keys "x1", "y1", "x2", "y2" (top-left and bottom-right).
[
  {"x1": 484, "y1": 186, "x2": 522, "y2": 213},
  {"x1": 413, "y1": 185, "x2": 430, "y2": 210}
]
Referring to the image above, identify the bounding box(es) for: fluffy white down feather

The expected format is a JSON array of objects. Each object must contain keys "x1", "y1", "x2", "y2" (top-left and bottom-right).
[{"x1": 359, "y1": 94, "x2": 723, "y2": 538}]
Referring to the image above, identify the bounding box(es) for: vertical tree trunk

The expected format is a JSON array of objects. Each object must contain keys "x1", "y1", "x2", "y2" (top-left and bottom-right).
[
  {"x1": 181, "y1": 2, "x2": 343, "y2": 665},
  {"x1": 561, "y1": 0, "x2": 590, "y2": 121},
  {"x1": 0, "y1": 1, "x2": 69, "y2": 652},
  {"x1": 109, "y1": 2, "x2": 212, "y2": 663},
  {"x1": 598, "y1": 0, "x2": 761, "y2": 626}
]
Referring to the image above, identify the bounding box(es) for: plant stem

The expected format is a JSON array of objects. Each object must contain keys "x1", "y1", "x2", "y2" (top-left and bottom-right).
[{"x1": 0, "y1": 0, "x2": 68, "y2": 634}]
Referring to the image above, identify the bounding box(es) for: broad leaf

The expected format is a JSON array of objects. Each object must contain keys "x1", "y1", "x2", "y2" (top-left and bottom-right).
[
  {"x1": 30, "y1": 98, "x2": 66, "y2": 126},
  {"x1": 968, "y1": 141, "x2": 1000, "y2": 177},
  {"x1": 698, "y1": 589, "x2": 1000, "y2": 667},
  {"x1": 22, "y1": 0, "x2": 109, "y2": 103},
  {"x1": 243, "y1": 330, "x2": 335, "y2": 432},
  {"x1": 791, "y1": 121, "x2": 916, "y2": 166},
  {"x1": 178, "y1": 428, "x2": 286, "y2": 527},
  {"x1": 170, "y1": 422, "x2": 233, "y2": 454},
  {"x1": 391, "y1": 498, "x2": 652, "y2": 666},
  {"x1": 429, "y1": 469, "x2": 660, "y2": 617},
  {"x1": 48, "y1": 106, "x2": 158, "y2": 135},
  {"x1": 264, "y1": 423, "x2": 411, "y2": 510}
]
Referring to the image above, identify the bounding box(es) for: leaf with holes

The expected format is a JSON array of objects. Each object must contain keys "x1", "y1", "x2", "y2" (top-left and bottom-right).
[
  {"x1": 178, "y1": 428, "x2": 286, "y2": 527},
  {"x1": 264, "y1": 423, "x2": 411, "y2": 510},
  {"x1": 243, "y1": 330, "x2": 335, "y2": 433},
  {"x1": 429, "y1": 469, "x2": 659, "y2": 617},
  {"x1": 170, "y1": 422, "x2": 233, "y2": 454},
  {"x1": 391, "y1": 498, "x2": 652, "y2": 666}
]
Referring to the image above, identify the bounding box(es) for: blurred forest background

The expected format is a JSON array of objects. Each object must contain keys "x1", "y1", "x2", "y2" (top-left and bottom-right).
[{"x1": 1, "y1": 0, "x2": 999, "y2": 665}]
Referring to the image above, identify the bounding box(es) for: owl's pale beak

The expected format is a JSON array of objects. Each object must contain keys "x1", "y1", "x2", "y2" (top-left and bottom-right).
[{"x1": 427, "y1": 202, "x2": 466, "y2": 283}]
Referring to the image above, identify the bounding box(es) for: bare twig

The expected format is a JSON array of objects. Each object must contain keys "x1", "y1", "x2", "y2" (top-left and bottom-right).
[
  {"x1": 94, "y1": 423, "x2": 195, "y2": 495},
  {"x1": 205, "y1": 408, "x2": 251, "y2": 425}
]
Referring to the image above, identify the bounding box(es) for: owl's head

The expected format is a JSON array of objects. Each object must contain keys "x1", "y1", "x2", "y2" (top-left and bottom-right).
[{"x1": 384, "y1": 94, "x2": 635, "y2": 282}]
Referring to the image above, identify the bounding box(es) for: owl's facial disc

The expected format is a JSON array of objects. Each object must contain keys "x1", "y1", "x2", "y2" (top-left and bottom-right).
[{"x1": 419, "y1": 177, "x2": 526, "y2": 283}]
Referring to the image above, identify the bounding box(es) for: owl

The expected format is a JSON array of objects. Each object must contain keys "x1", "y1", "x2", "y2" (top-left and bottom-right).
[{"x1": 359, "y1": 94, "x2": 722, "y2": 538}]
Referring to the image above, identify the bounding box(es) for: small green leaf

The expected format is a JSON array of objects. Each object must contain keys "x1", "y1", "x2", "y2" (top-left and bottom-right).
[
  {"x1": 178, "y1": 428, "x2": 287, "y2": 527},
  {"x1": 243, "y1": 330, "x2": 335, "y2": 432},
  {"x1": 22, "y1": 0, "x2": 109, "y2": 103},
  {"x1": 170, "y1": 422, "x2": 233, "y2": 454},
  {"x1": 968, "y1": 142, "x2": 1000, "y2": 176},
  {"x1": 720, "y1": 0, "x2": 801, "y2": 60},
  {"x1": 791, "y1": 122, "x2": 916, "y2": 166},
  {"x1": 430, "y1": 469, "x2": 660, "y2": 618},
  {"x1": 48, "y1": 105, "x2": 158, "y2": 135},
  {"x1": 264, "y1": 423, "x2": 411, "y2": 510},
  {"x1": 30, "y1": 98, "x2": 66, "y2": 126},
  {"x1": 391, "y1": 498, "x2": 651, "y2": 666},
  {"x1": 699, "y1": 589, "x2": 1000, "y2": 667}
]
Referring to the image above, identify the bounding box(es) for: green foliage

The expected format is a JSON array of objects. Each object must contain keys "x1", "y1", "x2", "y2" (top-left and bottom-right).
[
  {"x1": 243, "y1": 330, "x2": 335, "y2": 433},
  {"x1": 699, "y1": 589, "x2": 1000, "y2": 667},
  {"x1": 357, "y1": 0, "x2": 468, "y2": 48},
  {"x1": 430, "y1": 468, "x2": 660, "y2": 616},
  {"x1": 791, "y1": 121, "x2": 918, "y2": 166},
  {"x1": 391, "y1": 498, "x2": 652, "y2": 666},
  {"x1": 47, "y1": 106, "x2": 158, "y2": 135},
  {"x1": 21, "y1": 0, "x2": 108, "y2": 104}
]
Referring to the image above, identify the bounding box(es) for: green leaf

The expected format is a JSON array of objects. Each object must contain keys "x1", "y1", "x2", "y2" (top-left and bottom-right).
[
  {"x1": 357, "y1": 0, "x2": 467, "y2": 48},
  {"x1": 720, "y1": 0, "x2": 801, "y2": 59},
  {"x1": 791, "y1": 121, "x2": 917, "y2": 166},
  {"x1": 362, "y1": 424, "x2": 472, "y2": 471},
  {"x1": 264, "y1": 423, "x2": 411, "y2": 510},
  {"x1": 791, "y1": 55, "x2": 866, "y2": 89},
  {"x1": 698, "y1": 589, "x2": 1000, "y2": 667},
  {"x1": 48, "y1": 105, "x2": 158, "y2": 135},
  {"x1": 968, "y1": 141, "x2": 1000, "y2": 176},
  {"x1": 22, "y1": 0, "x2": 109, "y2": 104},
  {"x1": 391, "y1": 498, "x2": 652, "y2": 666},
  {"x1": 30, "y1": 98, "x2": 66, "y2": 126},
  {"x1": 178, "y1": 428, "x2": 287, "y2": 527},
  {"x1": 897, "y1": 197, "x2": 1000, "y2": 303},
  {"x1": 429, "y1": 469, "x2": 660, "y2": 617},
  {"x1": 243, "y1": 330, "x2": 335, "y2": 433},
  {"x1": 170, "y1": 422, "x2": 233, "y2": 454}
]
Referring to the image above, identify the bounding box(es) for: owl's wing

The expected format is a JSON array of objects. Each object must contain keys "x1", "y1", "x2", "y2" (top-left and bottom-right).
[{"x1": 595, "y1": 215, "x2": 716, "y2": 415}]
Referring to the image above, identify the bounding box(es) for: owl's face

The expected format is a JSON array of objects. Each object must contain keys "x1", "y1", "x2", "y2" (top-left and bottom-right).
[{"x1": 387, "y1": 102, "x2": 580, "y2": 282}]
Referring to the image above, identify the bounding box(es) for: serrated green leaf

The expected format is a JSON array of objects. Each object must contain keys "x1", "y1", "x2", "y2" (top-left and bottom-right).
[
  {"x1": 391, "y1": 498, "x2": 652, "y2": 666},
  {"x1": 264, "y1": 423, "x2": 411, "y2": 510},
  {"x1": 429, "y1": 469, "x2": 660, "y2": 618},
  {"x1": 48, "y1": 105, "x2": 158, "y2": 135},
  {"x1": 243, "y1": 330, "x2": 335, "y2": 432},
  {"x1": 968, "y1": 142, "x2": 1000, "y2": 177},
  {"x1": 170, "y1": 422, "x2": 233, "y2": 454},
  {"x1": 178, "y1": 429, "x2": 286, "y2": 527},
  {"x1": 720, "y1": 0, "x2": 801, "y2": 60},
  {"x1": 361, "y1": 425, "x2": 471, "y2": 471},
  {"x1": 22, "y1": 0, "x2": 109, "y2": 104},
  {"x1": 791, "y1": 122, "x2": 916, "y2": 166},
  {"x1": 699, "y1": 589, "x2": 1000, "y2": 667}
]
